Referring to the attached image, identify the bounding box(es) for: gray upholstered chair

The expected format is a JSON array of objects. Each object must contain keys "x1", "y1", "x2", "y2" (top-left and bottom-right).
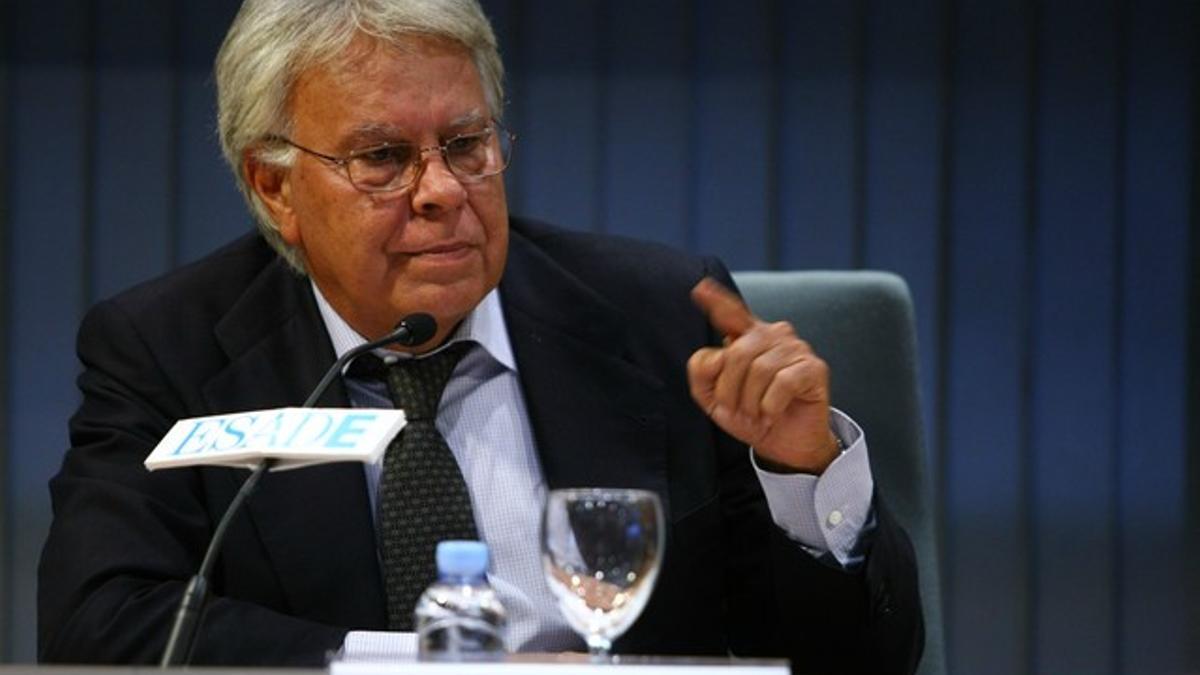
[{"x1": 732, "y1": 270, "x2": 945, "y2": 675}]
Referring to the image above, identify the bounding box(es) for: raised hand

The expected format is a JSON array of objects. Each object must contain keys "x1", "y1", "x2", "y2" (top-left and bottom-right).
[{"x1": 687, "y1": 278, "x2": 840, "y2": 474}]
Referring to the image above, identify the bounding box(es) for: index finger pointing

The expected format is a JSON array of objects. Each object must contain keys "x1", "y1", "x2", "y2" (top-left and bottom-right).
[{"x1": 691, "y1": 277, "x2": 756, "y2": 339}]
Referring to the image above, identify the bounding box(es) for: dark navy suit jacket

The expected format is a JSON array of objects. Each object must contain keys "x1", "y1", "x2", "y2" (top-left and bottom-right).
[{"x1": 38, "y1": 218, "x2": 923, "y2": 673}]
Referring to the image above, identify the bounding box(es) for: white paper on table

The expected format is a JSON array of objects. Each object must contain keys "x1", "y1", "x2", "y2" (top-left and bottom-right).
[{"x1": 330, "y1": 656, "x2": 789, "y2": 674}]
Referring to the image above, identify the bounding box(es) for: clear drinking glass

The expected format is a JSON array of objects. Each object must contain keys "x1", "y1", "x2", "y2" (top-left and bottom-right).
[{"x1": 540, "y1": 488, "x2": 665, "y2": 659}]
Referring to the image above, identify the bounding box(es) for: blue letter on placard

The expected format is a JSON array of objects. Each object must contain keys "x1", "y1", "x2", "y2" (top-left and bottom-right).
[
  {"x1": 219, "y1": 414, "x2": 254, "y2": 450},
  {"x1": 325, "y1": 413, "x2": 375, "y2": 449},
  {"x1": 171, "y1": 419, "x2": 223, "y2": 455},
  {"x1": 283, "y1": 411, "x2": 334, "y2": 448}
]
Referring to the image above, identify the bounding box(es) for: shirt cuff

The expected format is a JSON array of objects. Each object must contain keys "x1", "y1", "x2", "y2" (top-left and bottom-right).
[
  {"x1": 339, "y1": 631, "x2": 418, "y2": 662},
  {"x1": 751, "y1": 408, "x2": 874, "y2": 566}
]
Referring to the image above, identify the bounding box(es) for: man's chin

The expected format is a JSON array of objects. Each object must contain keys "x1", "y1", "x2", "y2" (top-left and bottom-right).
[{"x1": 390, "y1": 280, "x2": 492, "y2": 333}]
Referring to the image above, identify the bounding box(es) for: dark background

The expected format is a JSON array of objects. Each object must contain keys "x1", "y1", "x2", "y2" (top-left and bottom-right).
[{"x1": 1, "y1": 1, "x2": 1196, "y2": 673}]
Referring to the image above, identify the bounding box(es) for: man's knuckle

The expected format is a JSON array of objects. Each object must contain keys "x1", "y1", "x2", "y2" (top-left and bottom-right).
[
  {"x1": 749, "y1": 353, "x2": 779, "y2": 380},
  {"x1": 768, "y1": 321, "x2": 795, "y2": 338}
]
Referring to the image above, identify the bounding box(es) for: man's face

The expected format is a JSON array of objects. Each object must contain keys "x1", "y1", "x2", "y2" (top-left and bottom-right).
[{"x1": 262, "y1": 36, "x2": 508, "y2": 348}]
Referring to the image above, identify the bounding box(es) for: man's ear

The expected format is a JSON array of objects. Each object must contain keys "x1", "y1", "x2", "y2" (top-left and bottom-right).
[{"x1": 244, "y1": 151, "x2": 300, "y2": 245}]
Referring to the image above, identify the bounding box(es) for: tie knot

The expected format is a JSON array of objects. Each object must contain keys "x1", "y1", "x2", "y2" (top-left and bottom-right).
[{"x1": 351, "y1": 342, "x2": 470, "y2": 420}]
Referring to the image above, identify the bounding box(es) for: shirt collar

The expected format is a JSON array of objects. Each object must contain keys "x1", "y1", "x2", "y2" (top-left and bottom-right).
[{"x1": 310, "y1": 281, "x2": 517, "y2": 372}]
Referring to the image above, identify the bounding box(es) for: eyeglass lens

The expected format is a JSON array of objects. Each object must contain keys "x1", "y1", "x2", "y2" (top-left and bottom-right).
[{"x1": 347, "y1": 127, "x2": 512, "y2": 192}]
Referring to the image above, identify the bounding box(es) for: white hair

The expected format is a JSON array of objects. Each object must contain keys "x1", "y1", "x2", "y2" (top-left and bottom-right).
[{"x1": 215, "y1": 0, "x2": 505, "y2": 272}]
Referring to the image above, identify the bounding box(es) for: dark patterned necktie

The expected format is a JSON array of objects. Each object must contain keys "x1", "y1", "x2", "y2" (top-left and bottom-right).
[{"x1": 352, "y1": 343, "x2": 478, "y2": 630}]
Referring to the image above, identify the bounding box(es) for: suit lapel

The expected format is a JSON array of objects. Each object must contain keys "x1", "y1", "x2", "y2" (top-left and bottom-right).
[
  {"x1": 500, "y1": 228, "x2": 671, "y2": 511},
  {"x1": 202, "y1": 259, "x2": 387, "y2": 628}
]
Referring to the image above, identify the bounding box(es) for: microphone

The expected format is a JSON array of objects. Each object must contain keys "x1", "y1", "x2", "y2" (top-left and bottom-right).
[
  {"x1": 160, "y1": 313, "x2": 438, "y2": 667},
  {"x1": 301, "y1": 312, "x2": 437, "y2": 407}
]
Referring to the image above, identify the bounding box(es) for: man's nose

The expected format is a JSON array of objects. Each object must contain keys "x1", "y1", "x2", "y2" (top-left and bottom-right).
[{"x1": 409, "y1": 149, "x2": 467, "y2": 214}]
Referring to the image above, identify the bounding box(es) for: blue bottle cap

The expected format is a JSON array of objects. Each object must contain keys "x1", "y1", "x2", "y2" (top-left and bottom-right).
[{"x1": 436, "y1": 540, "x2": 489, "y2": 578}]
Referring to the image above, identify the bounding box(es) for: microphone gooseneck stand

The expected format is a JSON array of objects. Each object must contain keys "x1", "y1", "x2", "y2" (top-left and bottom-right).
[{"x1": 159, "y1": 313, "x2": 438, "y2": 667}]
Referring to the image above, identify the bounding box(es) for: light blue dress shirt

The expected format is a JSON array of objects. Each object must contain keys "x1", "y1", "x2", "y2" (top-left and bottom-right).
[{"x1": 312, "y1": 284, "x2": 874, "y2": 656}]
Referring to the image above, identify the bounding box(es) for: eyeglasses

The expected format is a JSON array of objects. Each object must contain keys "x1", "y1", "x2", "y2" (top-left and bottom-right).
[{"x1": 272, "y1": 121, "x2": 515, "y2": 194}]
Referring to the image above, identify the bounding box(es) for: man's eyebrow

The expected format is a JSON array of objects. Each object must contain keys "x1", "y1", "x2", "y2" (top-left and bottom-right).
[
  {"x1": 340, "y1": 110, "x2": 489, "y2": 149},
  {"x1": 446, "y1": 109, "x2": 487, "y2": 131},
  {"x1": 342, "y1": 123, "x2": 407, "y2": 149}
]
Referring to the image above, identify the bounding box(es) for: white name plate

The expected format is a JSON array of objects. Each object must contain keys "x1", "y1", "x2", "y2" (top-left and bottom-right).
[{"x1": 145, "y1": 407, "x2": 405, "y2": 472}]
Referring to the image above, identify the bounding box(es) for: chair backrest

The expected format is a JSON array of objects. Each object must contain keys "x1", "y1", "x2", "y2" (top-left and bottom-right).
[{"x1": 733, "y1": 270, "x2": 945, "y2": 675}]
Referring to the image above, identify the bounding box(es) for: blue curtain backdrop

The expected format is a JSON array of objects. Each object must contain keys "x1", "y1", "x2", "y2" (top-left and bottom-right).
[{"x1": 1, "y1": 1, "x2": 1196, "y2": 673}]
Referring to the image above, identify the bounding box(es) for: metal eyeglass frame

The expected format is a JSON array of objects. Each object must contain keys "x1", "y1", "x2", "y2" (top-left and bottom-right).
[{"x1": 268, "y1": 120, "x2": 515, "y2": 194}]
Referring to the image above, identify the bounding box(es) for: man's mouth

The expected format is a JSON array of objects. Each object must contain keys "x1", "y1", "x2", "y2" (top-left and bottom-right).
[{"x1": 406, "y1": 241, "x2": 475, "y2": 262}]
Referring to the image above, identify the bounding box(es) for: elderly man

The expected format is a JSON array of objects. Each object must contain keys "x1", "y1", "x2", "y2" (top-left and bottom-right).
[{"x1": 38, "y1": 1, "x2": 923, "y2": 672}]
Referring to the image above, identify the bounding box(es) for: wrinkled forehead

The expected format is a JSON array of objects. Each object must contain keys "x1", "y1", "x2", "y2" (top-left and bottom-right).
[
  {"x1": 318, "y1": 32, "x2": 475, "y2": 95},
  {"x1": 284, "y1": 32, "x2": 485, "y2": 137}
]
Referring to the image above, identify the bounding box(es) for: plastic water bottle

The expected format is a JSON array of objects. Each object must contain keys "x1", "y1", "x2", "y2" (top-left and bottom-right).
[{"x1": 414, "y1": 540, "x2": 508, "y2": 661}]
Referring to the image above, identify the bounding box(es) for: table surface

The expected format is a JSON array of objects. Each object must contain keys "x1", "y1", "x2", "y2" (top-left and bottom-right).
[{"x1": 0, "y1": 653, "x2": 791, "y2": 675}]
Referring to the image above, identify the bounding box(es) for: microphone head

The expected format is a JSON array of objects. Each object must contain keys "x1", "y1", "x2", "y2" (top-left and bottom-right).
[{"x1": 396, "y1": 313, "x2": 437, "y2": 347}]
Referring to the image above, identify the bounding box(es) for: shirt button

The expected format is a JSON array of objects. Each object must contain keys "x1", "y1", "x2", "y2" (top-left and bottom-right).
[{"x1": 827, "y1": 510, "x2": 844, "y2": 527}]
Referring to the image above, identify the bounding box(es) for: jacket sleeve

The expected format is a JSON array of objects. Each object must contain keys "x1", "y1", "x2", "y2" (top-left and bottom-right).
[{"x1": 37, "y1": 299, "x2": 348, "y2": 665}]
